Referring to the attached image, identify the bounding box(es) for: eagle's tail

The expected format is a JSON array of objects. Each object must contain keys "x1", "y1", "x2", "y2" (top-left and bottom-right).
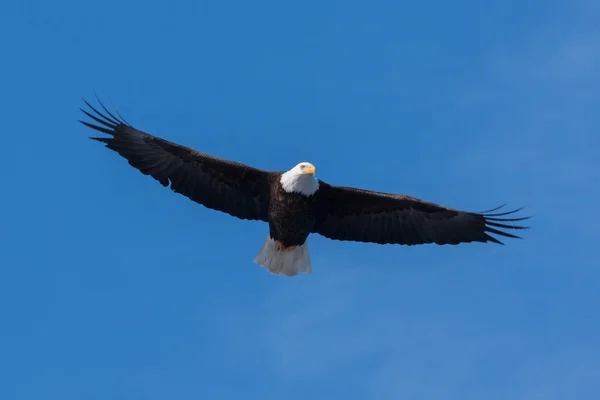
[{"x1": 253, "y1": 236, "x2": 312, "y2": 277}]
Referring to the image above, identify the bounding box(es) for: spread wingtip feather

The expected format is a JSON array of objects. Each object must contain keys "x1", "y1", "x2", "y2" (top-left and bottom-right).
[{"x1": 479, "y1": 204, "x2": 531, "y2": 244}]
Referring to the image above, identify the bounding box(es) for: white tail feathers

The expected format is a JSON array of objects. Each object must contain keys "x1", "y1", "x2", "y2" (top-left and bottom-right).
[{"x1": 253, "y1": 236, "x2": 312, "y2": 277}]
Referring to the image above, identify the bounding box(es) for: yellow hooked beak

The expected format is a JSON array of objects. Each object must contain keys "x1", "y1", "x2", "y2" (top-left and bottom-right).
[{"x1": 303, "y1": 164, "x2": 316, "y2": 175}]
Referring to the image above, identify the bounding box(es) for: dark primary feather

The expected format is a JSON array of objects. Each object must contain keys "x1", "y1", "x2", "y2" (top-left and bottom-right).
[
  {"x1": 313, "y1": 182, "x2": 530, "y2": 246},
  {"x1": 79, "y1": 97, "x2": 277, "y2": 221}
]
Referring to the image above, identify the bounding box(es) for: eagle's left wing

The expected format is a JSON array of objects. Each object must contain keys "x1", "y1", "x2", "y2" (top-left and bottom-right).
[{"x1": 312, "y1": 181, "x2": 529, "y2": 245}]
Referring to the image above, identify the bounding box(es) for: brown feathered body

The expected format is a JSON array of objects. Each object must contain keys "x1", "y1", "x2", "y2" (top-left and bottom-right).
[{"x1": 269, "y1": 181, "x2": 319, "y2": 248}]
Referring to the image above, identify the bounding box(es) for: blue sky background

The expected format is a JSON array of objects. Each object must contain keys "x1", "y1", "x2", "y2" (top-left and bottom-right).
[{"x1": 1, "y1": 0, "x2": 599, "y2": 398}]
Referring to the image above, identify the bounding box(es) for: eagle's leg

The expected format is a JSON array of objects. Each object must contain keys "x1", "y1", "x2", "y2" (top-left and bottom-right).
[
  {"x1": 254, "y1": 236, "x2": 312, "y2": 276},
  {"x1": 274, "y1": 241, "x2": 297, "y2": 252}
]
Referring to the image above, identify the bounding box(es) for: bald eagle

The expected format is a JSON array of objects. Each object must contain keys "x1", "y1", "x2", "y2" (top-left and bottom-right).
[{"x1": 79, "y1": 97, "x2": 529, "y2": 277}]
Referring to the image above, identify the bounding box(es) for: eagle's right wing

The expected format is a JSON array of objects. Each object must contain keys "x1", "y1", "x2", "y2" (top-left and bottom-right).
[{"x1": 80, "y1": 97, "x2": 276, "y2": 221}]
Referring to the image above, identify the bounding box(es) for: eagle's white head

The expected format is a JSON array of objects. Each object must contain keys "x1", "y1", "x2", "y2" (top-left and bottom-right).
[{"x1": 280, "y1": 162, "x2": 319, "y2": 196}]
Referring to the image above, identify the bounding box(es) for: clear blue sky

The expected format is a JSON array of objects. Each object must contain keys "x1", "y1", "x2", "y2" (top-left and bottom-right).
[{"x1": 1, "y1": 0, "x2": 598, "y2": 399}]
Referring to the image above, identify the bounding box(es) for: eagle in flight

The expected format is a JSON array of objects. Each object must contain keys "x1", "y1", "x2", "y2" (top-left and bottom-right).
[{"x1": 80, "y1": 97, "x2": 529, "y2": 277}]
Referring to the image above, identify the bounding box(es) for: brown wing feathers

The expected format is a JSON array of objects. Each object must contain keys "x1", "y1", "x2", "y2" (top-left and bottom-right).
[
  {"x1": 475, "y1": 204, "x2": 529, "y2": 243},
  {"x1": 313, "y1": 183, "x2": 529, "y2": 246},
  {"x1": 79, "y1": 97, "x2": 273, "y2": 221}
]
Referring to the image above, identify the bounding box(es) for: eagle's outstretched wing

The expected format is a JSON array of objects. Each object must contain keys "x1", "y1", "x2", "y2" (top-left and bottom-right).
[
  {"x1": 80, "y1": 97, "x2": 277, "y2": 221},
  {"x1": 313, "y1": 181, "x2": 529, "y2": 245}
]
